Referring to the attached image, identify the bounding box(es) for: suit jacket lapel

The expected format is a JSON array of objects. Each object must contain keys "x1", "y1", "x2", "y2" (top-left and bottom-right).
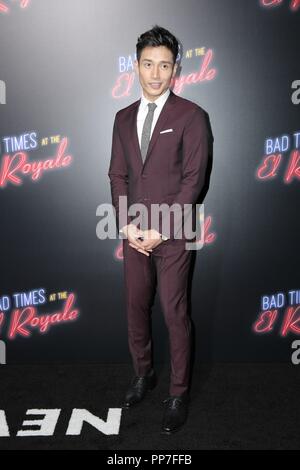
[{"x1": 130, "y1": 89, "x2": 176, "y2": 169}]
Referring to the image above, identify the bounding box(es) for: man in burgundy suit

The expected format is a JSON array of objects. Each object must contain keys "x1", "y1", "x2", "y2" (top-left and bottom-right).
[{"x1": 108, "y1": 25, "x2": 209, "y2": 433}]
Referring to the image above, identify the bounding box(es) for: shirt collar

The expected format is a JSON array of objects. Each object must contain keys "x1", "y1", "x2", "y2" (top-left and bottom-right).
[{"x1": 140, "y1": 88, "x2": 170, "y2": 112}]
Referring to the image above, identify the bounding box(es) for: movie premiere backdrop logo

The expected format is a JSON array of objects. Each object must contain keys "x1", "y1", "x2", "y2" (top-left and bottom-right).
[
  {"x1": 253, "y1": 289, "x2": 300, "y2": 337},
  {"x1": 0, "y1": 132, "x2": 73, "y2": 187},
  {"x1": 256, "y1": 132, "x2": 300, "y2": 184},
  {"x1": 253, "y1": 289, "x2": 300, "y2": 363},
  {"x1": 0, "y1": 289, "x2": 80, "y2": 340}
]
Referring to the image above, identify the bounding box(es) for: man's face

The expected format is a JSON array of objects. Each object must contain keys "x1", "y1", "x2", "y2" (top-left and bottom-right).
[{"x1": 134, "y1": 45, "x2": 177, "y2": 101}]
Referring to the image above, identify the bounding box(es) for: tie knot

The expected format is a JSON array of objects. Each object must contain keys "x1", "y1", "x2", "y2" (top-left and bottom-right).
[{"x1": 147, "y1": 102, "x2": 157, "y2": 113}]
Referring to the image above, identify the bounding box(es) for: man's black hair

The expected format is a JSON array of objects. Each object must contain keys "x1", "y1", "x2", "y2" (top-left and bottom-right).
[{"x1": 136, "y1": 25, "x2": 179, "y2": 65}]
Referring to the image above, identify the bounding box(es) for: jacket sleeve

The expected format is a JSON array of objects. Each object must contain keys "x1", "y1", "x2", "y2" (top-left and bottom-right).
[
  {"x1": 161, "y1": 107, "x2": 209, "y2": 239},
  {"x1": 108, "y1": 114, "x2": 132, "y2": 233}
]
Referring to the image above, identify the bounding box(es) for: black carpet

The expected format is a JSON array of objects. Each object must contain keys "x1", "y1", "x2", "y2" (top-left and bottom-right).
[{"x1": 0, "y1": 363, "x2": 299, "y2": 450}]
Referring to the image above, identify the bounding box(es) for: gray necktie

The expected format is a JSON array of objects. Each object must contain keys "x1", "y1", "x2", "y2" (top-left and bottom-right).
[{"x1": 140, "y1": 102, "x2": 157, "y2": 163}]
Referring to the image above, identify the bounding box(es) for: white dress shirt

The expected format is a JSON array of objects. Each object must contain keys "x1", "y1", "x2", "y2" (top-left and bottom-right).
[{"x1": 137, "y1": 88, "x2": 170, "y2": 147}]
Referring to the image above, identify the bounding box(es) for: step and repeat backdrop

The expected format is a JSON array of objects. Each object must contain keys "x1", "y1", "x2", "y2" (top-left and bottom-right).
[{"x1": 0, "y1": 0, "x2": 299, "y2": 364}]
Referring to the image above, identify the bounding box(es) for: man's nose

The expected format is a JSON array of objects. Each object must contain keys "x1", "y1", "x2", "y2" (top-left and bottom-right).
[{"x1": 151, "y1": 66, "x2": 160, "y2": 79}]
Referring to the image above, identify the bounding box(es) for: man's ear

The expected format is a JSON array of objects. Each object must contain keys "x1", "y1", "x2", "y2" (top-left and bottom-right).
[
  {"x1": 134, "y1": 59, "x2": 139, "y2": 75},
  {"x1": 172, "y1": 62, "x2": 178, "y2": 78}
]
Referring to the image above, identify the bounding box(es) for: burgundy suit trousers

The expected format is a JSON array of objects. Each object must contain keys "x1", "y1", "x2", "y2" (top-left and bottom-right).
[{"x1": 123, "y1": 238, "x2": 193, "y2": 396}]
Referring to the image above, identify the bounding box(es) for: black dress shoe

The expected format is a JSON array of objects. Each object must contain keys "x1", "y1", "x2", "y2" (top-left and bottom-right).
[
  {"x1": 161, "y1": 393, "x2": 189, "y2": 434},
  {"x1": 123, "y1": 369, "x2": 156, "y2": 408}
]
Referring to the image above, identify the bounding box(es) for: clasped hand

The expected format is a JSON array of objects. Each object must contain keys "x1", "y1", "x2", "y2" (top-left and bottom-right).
[{"x1": 122, "y1": 224, "x2": 163, "y2": 256}]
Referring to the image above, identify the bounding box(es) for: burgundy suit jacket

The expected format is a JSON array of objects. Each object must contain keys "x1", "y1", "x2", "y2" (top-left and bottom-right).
[{"x1": 108, "y1": 89, "x2": 209, "y2": 241}]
